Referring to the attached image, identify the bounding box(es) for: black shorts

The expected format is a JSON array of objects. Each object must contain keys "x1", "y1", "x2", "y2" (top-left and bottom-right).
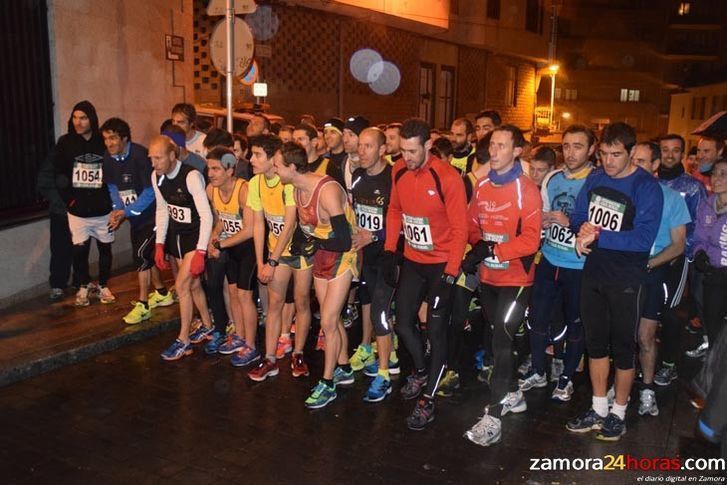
[
  {"x1": 131, "y1": 223, "x2": 155, "y2": 271},
  {"x1": 165, "y1": 231, "x2": 198, "y2": 260},
  {"x1": 227, "y1": 240, "x2": 257, "y2": 291},
  {"x1": 642, "y1": 265, "x2": 668, "y2": 321}
]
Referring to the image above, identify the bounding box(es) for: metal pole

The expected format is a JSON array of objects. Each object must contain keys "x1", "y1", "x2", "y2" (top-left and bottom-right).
[
  {"x1": 225, "y1": 0, "x2": 234, "y2": 133},
  {"x1": 550, "y1": 73, "x2": 556, "y2": 128}
]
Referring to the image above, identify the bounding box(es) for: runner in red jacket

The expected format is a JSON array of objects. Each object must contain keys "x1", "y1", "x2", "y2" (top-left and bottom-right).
[
  {"x1": 382, "y1": 117, "x2": 468, "y2": 431},
  {"x1": 463, "y1": 125, "x2": 542, "y2": 447}
]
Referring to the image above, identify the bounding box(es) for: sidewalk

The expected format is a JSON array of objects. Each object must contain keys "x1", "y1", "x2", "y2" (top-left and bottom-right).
[{"x1": 0, "y1": 272, "x2": 179, "y2": 387}]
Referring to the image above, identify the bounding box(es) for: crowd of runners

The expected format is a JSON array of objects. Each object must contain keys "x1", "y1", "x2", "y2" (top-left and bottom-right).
[{"x1": 39, "y1": 100, "x2": 727, "y2": 448}]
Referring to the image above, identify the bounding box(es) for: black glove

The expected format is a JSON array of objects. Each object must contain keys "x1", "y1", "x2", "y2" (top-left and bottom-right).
[
  {"x1": 430, "y1": 273, "x2": 455, "y2": 311},
  {"x1": 382, "y1": 251, "x2": 401, "y2": 288},
  {"x1": 461, "y1": 241, "x2": 495, "y2": 275},
  {"x1": 694, "y1": 250, "x2": 711, "y2": 273},
  {"x1": 289, "y1": 226, "x2": 318, "y2": 257}
]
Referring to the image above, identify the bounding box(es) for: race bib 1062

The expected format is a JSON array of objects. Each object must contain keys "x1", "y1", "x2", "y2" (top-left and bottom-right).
[
  {"x1": 403, "y1": 214, "x2": 433, "y2": 251},
  {"x1": 168, "y1": 204, "x2": 192, "y2": 223},
  {"x1": 355, "y1": 203, "x2": 384, "y2": 232},
  {"x1": 588, "y1": 194, "x2": 625, "y2": 232},
  {"x1": 72, "y1": 162, "x2": 102, "y2": 189},
  {"x1": 545, "y1": 223, "x2": 575, "y2": 251}
]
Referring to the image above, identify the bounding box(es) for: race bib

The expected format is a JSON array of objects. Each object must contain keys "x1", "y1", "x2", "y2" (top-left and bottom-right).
[
  {"x1": 168, "y1": 204, "x2": 192, "y2": 223},
  {"x1": 588, "y1": 195, "x2": 625, "y2": 232},
  {"x1": 403, "y1": 214, "x2": 433, "y2": 251},
  {"x1": 72, "y1": 162, "x2": 102, "y2": 189},
  {"x1": 119, "y1": 189, "x2": 137, "y2": 207},
  {"x1": 482, "y1": 232, "x2": 508, "y2": 270},
  {"x1": 265, "y1": 214, "x2": 284, "y2": 237},
  {"x1": 355, "y1": 203, "x2": 384, "y2": 232},
  {"x1": 544, "y1": 223, "x2": 575, "y2": 251},
  {"x1": 219, "y1": 211, "x2": 242, "y2": 237}
]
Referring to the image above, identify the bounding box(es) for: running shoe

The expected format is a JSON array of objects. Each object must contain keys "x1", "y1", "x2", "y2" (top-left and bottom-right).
[
  {"x1": 333, "y1": 366, "x2": 355, "y2": 386},
  {"x1": 518, "y1": 369, "x2": 547, "y2": 392},
  {"x1": 686, "y1": 338, "x2": 708, "y2": 359},
  {"x1": 147, "y1": 289, "x2": 174, "y2": 308},
  {"x1": 595, "y1": 413, "x2": 627, "y2": 441},
  {"x1": 248, "y1": 358, "x2": 279, "y2": 382},
  {"x1": 305, "y1": 381, "x2": 337, "y2": 409},
  {"x1": 363, "y1": 375, "x2": 392, "y2": 403},
  {"x1": 123, "y1": 301, "x2": 150, "y2": 325},
  {"x1": 685, "y1": 316, "x2": 702, "y2": 334},
  {"x1": 477, "y1": 365, "x2": 493, "y2": 385},
  {"x1": 406, "y1": 399, "x2": 435, "y2": 431},
  {"x1": 275, "y1": 334, "x2": 293, "y2": 359},
  {"x1": 75, "y1": 286, "x2": 90, "y2": 307},
  {"x1": 400, "y1": 373, "x2": 428, "y2": 401},
  {"x1": 231, "y1": 345, "x2": 261, "y2": 367},
  {"x1": 363, "y1": 357, "x2": 401, "y2": 377},
  {"x1": 500, "y1": 390, "x2": 527, "y2": 416},
  {"x1": 342, "y1": 304, "x2": 356, "y2": 329},
  {"x1": 435, "y1": 370, "x2": 460, "y2": 398},
  {"x1": 50, "y1": 288, "x2": 64, "y2": 301},
  {"x1": 638, "y1": 389, "x2": 659, "y2": 416},
  {"x1": 98, "y1": 286, "x2": 116, "y2": 304},
  {"x1": 349, "y1": 344, "x2": 374, "y2": 372},
  {"x1": 654, "y1": 365, "x2": 678, "y2": 387},
  {"x1": 551, "y1": 376, "x2": 574, "y2": 402},
  {"x1": 218, "y1": 333, "x2": 246, "y2": 355},
  {"x1": 465, "y1": 410, "x2": 501, "y2": 447},
  {"x1": 566, "y1": 409, "x2": 605, "y2": 433},
  {"x1": 161, "y1": 339, "x2": 192, "y2": 361},
  {"x1": 204, "y1": 331, "x2": 226, "y2": 355},
  {"x1": 189, "y1": 324, "x2": 214, "y2": 344},
  {"x1": 517, "y1": 355, "x2": 532, "y2": 376},
  {"x1": 315, "y1": 328, "x2": 325, "y2": 351},
  {"x1": 550, "y1": 358, "x2": 564, "y2": 382},
  {"x1": 291, "y1": 353, "x2": 310, "y2": 377}
]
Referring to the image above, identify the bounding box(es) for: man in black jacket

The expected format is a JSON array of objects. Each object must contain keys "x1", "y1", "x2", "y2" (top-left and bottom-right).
[{"x1": 53, "y1": 101, "x2": 115, "y2": 307}]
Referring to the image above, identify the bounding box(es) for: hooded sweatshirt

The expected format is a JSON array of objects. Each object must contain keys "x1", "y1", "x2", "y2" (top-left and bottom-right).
[{"x1": 53, "y1": 101, "x2": 111, "y2": 217}]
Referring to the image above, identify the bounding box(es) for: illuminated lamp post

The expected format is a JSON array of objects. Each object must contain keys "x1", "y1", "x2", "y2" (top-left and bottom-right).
[{"x1": 548, "y1": 64, "x2": 559, "y2": 129}]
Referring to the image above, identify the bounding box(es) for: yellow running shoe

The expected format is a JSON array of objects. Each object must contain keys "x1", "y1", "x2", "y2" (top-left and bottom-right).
[
  {"x1": 148, "y1": 289, "x2": 174, "y2": 308},
  {"x1": 124, "y1": 302, "x2": 151, "y2": 325}
]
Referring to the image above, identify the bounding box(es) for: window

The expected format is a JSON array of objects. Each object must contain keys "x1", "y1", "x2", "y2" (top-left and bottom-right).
[
  {"x1": 691, "y1": 97, "x2": 697, "y2": 119},
  {"x1": 678, "y1": 2, "x2": 691, "y2": 15},
  {"x1": 487, "y1": 0, "x2": 500, "y2": 20},
  {"x1": 620, "y1": 88, "x2": 639, "y2": 103},
  {"x1": 438, "y1": 66, "x2": 456, "y2": 129},
  {"x1": 526, "y1": 0, "x2": 543, "y2": 34},
  {"x1": 418, "y1": 63, "x2": 435, "y2": 125},
  {"x1": 505, "y1": 66, "x2": 518, "y2": 107},
  {"x1": 1, "y1": 0, "x2": 55, "y2": 226},
  {"x1": 710, "y1": 96, "x2": 720, "y2": 117},
  {"x1": 565, "y1": 89, "x2": 578, "y2": 101},
  {"x1": 555, "y1": 88, "x2": 562, "y2": 100},
  {"x1": 698, "y1": 96, "x2": 706, "y2": 119}
]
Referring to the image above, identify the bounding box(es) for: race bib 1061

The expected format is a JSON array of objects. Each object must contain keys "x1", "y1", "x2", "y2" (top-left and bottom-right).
[
  {"x1": 588, "y1": 194, "x2": 625, "y2": 232},
  {"x1": 72, "y1": 162, "x2": 102, "y2": 189},
  {"x1": 168, "y1": 204, "x2": 192, "y2": 223},
  {"x1": 355, "y1": 203, "x2": 384, "y2": 232},
  {"x1": 403, "y1": 214, "x2": 433, "y2": 251}
]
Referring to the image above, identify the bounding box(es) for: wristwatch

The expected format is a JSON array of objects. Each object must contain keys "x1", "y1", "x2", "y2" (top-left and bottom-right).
[
  {"x1": 443, "y1": 274, "x2": 456, "y2": 285},
  {"x1": 213, "y1": 240, "x2": 221, "y2": 250},
  {"x1": 268, "y1": 258, "x2": 279, "y2": 267},
  {"x1": 371, "y1": 233, "x2": 379, "y2": 242}
]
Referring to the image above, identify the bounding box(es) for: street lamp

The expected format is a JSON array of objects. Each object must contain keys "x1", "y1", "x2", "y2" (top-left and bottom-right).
[{"x1": 548, "y1": 64, "x2": 559, "y2": 128}]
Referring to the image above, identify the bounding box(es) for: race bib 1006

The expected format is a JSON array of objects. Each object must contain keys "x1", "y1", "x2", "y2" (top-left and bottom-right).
[
  {"x1": 588, "y1": 194, "x2": 625, "y2": 232},
  {"x1": 119, "y1": 189, "x2": 137, "y2": 207},
  {"x1": 72, "y1": 162, "x2": 102, "y2": 189},
  {"x1": 403, "y1": 214, "x2": 433, "y2": 251},
  {"x1": 168, "y1": 204, "x2": 192, "y2": 223},
  {"x1": 355, "y1": 203, "x2": 384, "y2": 232},
  {"x1": 545, "y1": 223, "x2": 575, "y2": 251},
  {"x1": 219, "y1": 211, "x2": 242, "y2": 237}
]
